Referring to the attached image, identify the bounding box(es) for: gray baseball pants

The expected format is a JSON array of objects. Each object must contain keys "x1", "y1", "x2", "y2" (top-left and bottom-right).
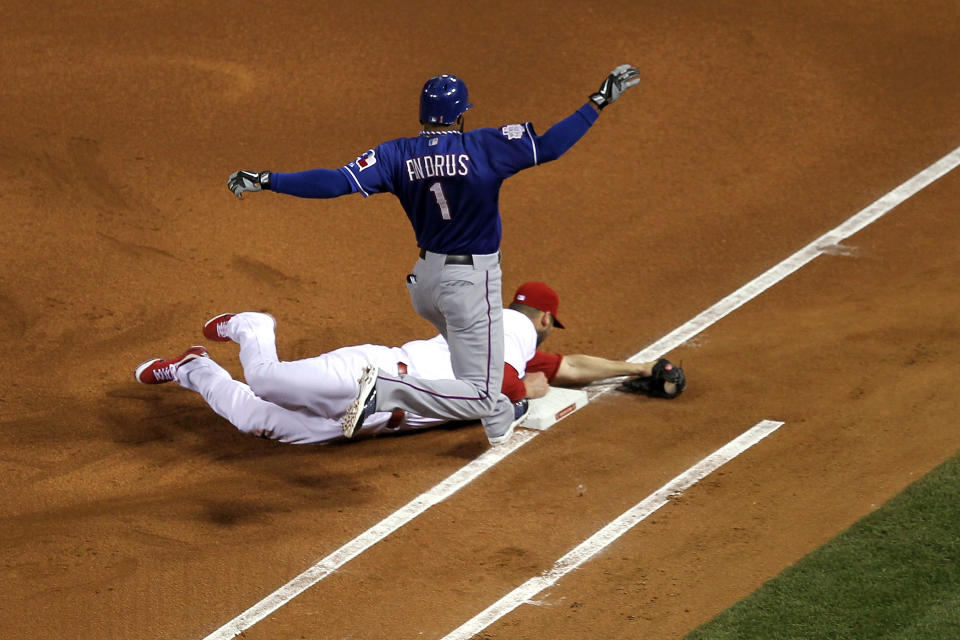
[{"x1": 372, "y1": 250, "x2": 514, "y2": 439}]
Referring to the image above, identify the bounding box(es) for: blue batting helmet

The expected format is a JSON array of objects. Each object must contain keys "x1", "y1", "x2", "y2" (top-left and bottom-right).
[{"x1": 419, "y1": 74, "x2": 473, "y2": 125}]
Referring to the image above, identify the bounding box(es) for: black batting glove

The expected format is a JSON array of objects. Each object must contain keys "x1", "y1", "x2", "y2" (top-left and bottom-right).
[
  {"x1": 589, "y1": 64, "x2": 641, "y2": 110},
  {"x1": 228, "y1": 170, "x2": 271, "y2": 198}
]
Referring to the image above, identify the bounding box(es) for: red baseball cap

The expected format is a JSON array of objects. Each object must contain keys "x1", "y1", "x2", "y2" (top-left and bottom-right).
[{"x1": 511, "y1": 281, "x2": 565, "y2": 328}]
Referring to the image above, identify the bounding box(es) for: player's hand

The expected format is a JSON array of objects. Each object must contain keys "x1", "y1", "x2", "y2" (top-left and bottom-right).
[
  {"x1": 228, "y1": 170, "x2": 271, "y2": 199},
  {"x1": 589, "y1": 64, "x2": 640, "y2": 110},
  {"x1": 522, "y1": 371, "x2": 550, "y2": 399}
]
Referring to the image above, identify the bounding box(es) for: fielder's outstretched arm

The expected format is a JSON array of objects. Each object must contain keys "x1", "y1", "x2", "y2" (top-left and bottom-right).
[{"x1": 551, "y1": 354, "x2": 653, "y2": 386}]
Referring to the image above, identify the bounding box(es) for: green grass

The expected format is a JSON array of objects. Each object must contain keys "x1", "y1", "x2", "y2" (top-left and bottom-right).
[{"x1": 686, "y1": 453, "x2": 960, "y2": 640}]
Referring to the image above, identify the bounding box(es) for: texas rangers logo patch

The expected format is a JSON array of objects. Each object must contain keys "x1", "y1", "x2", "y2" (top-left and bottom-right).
[
  {"x1": 355, "y1": 149, "x2": 377, "y2": 171},
  {"x1": 501, "y1": 124, "x2": 525, "y2": 140}
]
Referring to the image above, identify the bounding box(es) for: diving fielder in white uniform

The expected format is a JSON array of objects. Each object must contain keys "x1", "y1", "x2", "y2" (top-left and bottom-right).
[
  {"x1": 178, "y1": 310, "x2": 533, "y2": 444},
  {"x1": 134, "y1": 282, "x2": 685, "y2": 444}
]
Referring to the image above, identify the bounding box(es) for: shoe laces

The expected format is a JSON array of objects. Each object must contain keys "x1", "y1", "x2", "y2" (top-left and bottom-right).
[
  {"x1": 217, "y1": 321, "x2": 230, "y2": 338},
  {"x1": 153, "y1": 363, "x2": 177, "y2": 382}
]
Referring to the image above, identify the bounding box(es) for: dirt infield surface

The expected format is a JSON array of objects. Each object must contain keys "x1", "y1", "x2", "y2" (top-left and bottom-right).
[{"x1": 3, "y1": 2, "x2": 959, "y2": 638}]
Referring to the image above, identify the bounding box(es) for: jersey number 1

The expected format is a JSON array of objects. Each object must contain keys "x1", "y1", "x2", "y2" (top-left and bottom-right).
[{"x1": 429, "y1": 182, "x2": 452, "y2": 220}]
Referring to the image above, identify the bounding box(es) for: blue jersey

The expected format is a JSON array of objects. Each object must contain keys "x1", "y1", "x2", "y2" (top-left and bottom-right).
[
  {"x1": 270, "y1": 103, "x2": 598, "y2": 252},
  {"x1": 339, "y1": 124, "x2": 542, "y2": 255}
]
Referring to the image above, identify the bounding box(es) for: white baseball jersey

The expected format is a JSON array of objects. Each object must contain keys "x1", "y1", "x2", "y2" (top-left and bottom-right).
[{"x1": 175, "y1": 310, "x2": 536, "y2": 444}]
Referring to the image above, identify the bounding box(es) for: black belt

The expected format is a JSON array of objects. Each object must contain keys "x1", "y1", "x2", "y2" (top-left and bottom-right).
[{"x1": 418, "y1": 248, "x2": 473, "y2": 265}]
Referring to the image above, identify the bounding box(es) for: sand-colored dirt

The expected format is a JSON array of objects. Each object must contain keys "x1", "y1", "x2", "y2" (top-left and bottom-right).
[{"x1": 2, "y1": 2, "x2": 959, "y2": 638}]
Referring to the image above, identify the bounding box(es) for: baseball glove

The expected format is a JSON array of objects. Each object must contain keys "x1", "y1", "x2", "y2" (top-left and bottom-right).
[{"x1": 619, "y1": 358, "x2": 686, "y2": 399}]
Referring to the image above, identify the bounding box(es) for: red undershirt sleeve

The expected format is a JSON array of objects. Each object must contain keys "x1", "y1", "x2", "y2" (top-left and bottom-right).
[
  {"x1": 500, "y1": 363, "x2": 527, "y2": 403},
  {"x1": 525, "y1": 351, "x2": 563, "y2": 384}
]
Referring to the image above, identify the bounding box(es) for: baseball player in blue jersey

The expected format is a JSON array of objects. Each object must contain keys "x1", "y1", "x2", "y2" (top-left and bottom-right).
[{"x1": 227, "y1": 64, "x2": 640, "y2": 446}]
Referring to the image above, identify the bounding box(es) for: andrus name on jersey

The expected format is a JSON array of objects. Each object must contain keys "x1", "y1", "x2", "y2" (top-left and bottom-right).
[{"x1": 405, "y1": 154, "x2": 469, "y2": 182}]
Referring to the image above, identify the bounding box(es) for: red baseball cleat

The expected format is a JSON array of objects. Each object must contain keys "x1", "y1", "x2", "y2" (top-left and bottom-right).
[
  {"x1": 135, "y1": 346, "x2": 209, "y2": 384},
  {"x1": 202, "y1": 313, "x2": 236, "y2": 342}
]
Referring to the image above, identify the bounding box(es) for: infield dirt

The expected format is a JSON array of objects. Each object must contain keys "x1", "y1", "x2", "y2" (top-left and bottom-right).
[{"x1": 2, "y1": 2, "x2": 959, "y2": 638}]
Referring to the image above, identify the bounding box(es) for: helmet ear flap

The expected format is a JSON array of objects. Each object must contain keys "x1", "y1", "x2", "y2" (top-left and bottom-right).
[{"x1": 420, "y1": 74, "x2": 472, "y2": 125}]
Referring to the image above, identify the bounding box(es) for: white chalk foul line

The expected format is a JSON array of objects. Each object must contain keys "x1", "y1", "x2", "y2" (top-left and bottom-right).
[
  {"x1": 200, "y1": 145, "x2": 960, "y2": 639},
  {"x1": 626, "y1": 144, "x2": 960, "y2": 366},
  {"x1": 441, "y1": 147, "x2": 960, "y2": 637},
  {"x1": 201, "y1": 429, "x2": 539, "y2": 640},
  {"x1": 441, "y1": 419, "x2": 785, "y2": 640}
]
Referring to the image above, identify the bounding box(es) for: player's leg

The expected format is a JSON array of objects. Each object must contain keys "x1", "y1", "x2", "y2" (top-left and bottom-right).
[
  {"x1": 215, "y1": 312, "x2": 414, "y2": 421},
  {"x1": 214, "y1": 312, "x2": 371, "y2": 419},
  {"x1": 372, "y1": 253, "x2": 514, "y2": 437},
  {"x1": 440, "y1": 261, "x2": 516, "y2": 441},
  {"x1": 175, "y1": 355, "x2": 345, "y2": 444}
]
